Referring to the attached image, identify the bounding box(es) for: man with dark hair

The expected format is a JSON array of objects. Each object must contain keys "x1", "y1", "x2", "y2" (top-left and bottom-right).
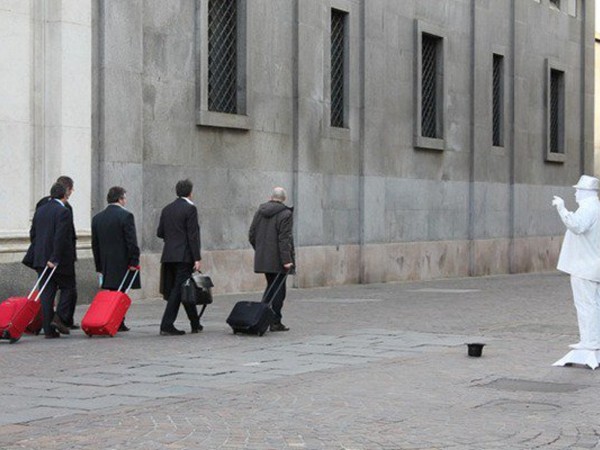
[
  {"x1": 157, "y1": 179, "x2": 203, "y2": 335},
  {"x1": 249, "y1": 186, "x2": 295, "y2": 332},
  {"x1": 35, "y1": 176, "x2": 74, "y2": 210},
  {"x1": 33, "y1": 175, "x2": 79, "y2": 329},
  {"x1": 23, "y1": 182, "x2": 76, "y2": 338},
  {"x1": 91, "y1": 187, "x2": 141, "y2": 332},
  {"x1": 176, "y1": 179, "x2": 193, "y2": 198}
]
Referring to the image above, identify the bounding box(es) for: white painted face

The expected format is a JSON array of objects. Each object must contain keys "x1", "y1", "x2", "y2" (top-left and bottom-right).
[{"x1": 575, "y1": 189, "x2": 597, "y2": 204}]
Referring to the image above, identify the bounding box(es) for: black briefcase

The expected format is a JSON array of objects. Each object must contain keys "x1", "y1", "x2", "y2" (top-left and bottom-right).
[
  {"x1": 191, "y1": 272, "x2": 214, "y2": 305},
  {"x1": 181, "y1": 274, "x2": 214, "y2": 306}
]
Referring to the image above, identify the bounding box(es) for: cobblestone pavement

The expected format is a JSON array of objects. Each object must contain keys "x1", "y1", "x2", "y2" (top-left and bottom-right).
[{"x1": 1, "y1": 272, "x2": 600, "y2": 449}]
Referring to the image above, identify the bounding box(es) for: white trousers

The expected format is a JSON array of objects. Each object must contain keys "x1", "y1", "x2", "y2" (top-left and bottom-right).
[{"x1": 570, "y1": 276, "x2": 600, "y2": 349}]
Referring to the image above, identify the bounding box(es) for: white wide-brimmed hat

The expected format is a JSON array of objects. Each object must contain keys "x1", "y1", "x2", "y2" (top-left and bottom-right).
[{"x1": 573, "y1": 175, "x2": 600, "y2": 190}]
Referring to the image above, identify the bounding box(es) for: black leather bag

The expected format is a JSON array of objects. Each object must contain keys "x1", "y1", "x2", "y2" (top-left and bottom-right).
[
  {"x1": 181, "y1": 278, "x2": 199, "y2": 306},
  {"x1": 182, "y1": 273, "x2": 214, "y2": 305},
  {"x1": 193, "y1": 273, "x2": 213, "y2": 305}
]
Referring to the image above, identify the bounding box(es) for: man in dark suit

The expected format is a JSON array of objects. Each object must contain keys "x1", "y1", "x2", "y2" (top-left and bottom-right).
[
  {"x1": 91, "y1": 186, "x2": 141, "y2": 331},
  {"x1": 157, "y1": 179, "x2": 202, "y2": 336},
  {"x1": 23, "y1": 183, "x2": 76, "y2": 338},
  {"x1": 33, "y1": 175, "x2": 79, "y2": 329}
]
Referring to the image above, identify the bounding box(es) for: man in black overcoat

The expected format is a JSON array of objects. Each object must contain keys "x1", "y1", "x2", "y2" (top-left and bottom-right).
[
  {"x1": 157, "y1": 179, "x2": 203, "y2": 336},
  {"x1": 91, "y1": 186, "x2": 141, "y2": 331},
  {"x1": 23, "y1": 183, "x2": 76, "y2": 338},
  {"x1": 249, "y1": 186, "x2": 295, "y2": 332},
  {"x1": 30, "y1": 175, "x2": 79, "y2": 329}
]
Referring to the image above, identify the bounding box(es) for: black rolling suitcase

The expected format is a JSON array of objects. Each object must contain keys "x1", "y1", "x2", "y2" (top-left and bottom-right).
[{"x1": 226, "y1": 273, "x2": 287, "y2": 336}]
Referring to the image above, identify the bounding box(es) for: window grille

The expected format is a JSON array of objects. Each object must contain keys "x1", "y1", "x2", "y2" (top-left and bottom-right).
[
  {"x1": 208, "y1": 0, "x2": 237, "y2": 114},
  {"x1": 330, "y1": 9, "x2": 346, "y2": 128},
  {"x1": 549, "y1": 69, "x2": 564, "y2": 153},
  {"x1": 421, "y1": 34, "x2": 441, "y2": 139},
  {"x1": 492, "y1": 54, "x2": 504, "y2": 147}
]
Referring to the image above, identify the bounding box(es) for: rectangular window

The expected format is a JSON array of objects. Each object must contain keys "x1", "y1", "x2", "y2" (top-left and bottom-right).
[
  {"x1": 492, "y1": 54, "x2": 504, "y2": 147},
  {"x1": 421, "y1": 33, "x2": 443, "y2": 139},
  {"x1": 549, "y1": 0, "x2": 560, "y2": 9},
  {"x1": 208, "y1": 0, "x2": 238, "y2": 114},
  {"x1": 330, "y1": 9, "x2": 347, "y2": 128},
  {"x1": 549, "y1": 68, "x2": 565, "y2": 154}
]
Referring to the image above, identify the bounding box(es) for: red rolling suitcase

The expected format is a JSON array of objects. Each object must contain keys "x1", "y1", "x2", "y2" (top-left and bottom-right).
[
  {"x1": 82, "y1": 269, "x2": 139, "y2": 337},
  {"x1": 0, "y1": 266, "x2": 57, "y2": 343}
]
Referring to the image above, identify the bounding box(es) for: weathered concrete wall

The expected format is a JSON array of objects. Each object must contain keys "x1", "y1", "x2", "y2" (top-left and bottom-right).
[
  {"x1": 0, "y1": 0, "x2": 594, "y2": 302},
  {"x1": 87, "y1": 0, "x2": 594, "y2": 298}
]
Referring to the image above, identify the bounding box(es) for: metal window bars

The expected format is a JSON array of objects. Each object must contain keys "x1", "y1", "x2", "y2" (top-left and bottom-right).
[
  {"x1": 492, "y1": 54, "x2": 503, "y2": 147},
  {"x1": 330, "y1": 9, "x2": 346, "y2": 128},
  {"x1": 421, "y1": 34, "x2": 439, "y2": 139},
  {"x1": 208, "y1": 0, "x2": 238, "y2": 114},
  {"x1": 549, "y1": 69, "x2": 563, "y2": 153}
]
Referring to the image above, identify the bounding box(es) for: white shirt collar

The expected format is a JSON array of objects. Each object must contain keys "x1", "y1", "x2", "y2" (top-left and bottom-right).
[
  {"x1": 109, "y1": 202, "x2": 126, "y2": 209},
  {"x1": 53, "y1": 198, "x2": 65, "y2": 207},
  {"x1": 180, "y1": 197, "x2": 194, "y2": 205}
]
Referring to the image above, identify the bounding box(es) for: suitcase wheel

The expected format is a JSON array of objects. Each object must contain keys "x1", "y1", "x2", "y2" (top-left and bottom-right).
[{"x1": 9, "y1": 337, "x2": 20, "y2": 344}]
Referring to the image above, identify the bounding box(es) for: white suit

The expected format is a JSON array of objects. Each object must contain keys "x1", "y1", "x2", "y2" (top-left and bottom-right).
[{"x1": 556, "y1": 193, "x2": 600, "y2": 349}]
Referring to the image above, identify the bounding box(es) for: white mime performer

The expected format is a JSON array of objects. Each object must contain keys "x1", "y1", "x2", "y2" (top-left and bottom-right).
[{"x1": 552, "y1": 175, "x2": 600, "y2": 369}]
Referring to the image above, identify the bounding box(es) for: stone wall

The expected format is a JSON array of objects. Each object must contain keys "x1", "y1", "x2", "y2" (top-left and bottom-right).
[{"x1": 0, "y1": 0, "x2": 593, "y2": 301}]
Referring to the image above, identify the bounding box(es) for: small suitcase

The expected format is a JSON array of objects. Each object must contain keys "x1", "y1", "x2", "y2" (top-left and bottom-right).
[
  {"x1": 226, "y1": 273, "x2": 287, "y2": 336},
  {"x1": 0, "y1": 266, "x2": 57, "y2": 343},
  {"x1": 226, "y1": 301, "x2": 276, "y2": 336},
  {"x1": 81, "y1": 269, "x2": 139, "y2": 337}
]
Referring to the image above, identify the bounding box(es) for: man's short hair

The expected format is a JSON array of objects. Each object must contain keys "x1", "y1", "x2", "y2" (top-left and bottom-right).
[
  {"x1": 271, "y1": 187, "x2": 287, "y2": 202},
  {"x1": 56, "y1": 176, "x2": 74, "y2": 190},
  {"x1": 50, "y1": 182, "x2": 67, "y2": 199},
  {"x1": 107, "y1": 186, "x2": 126, "y2": 204},
  {"x1": 176, "y1": 179, "x2": 193, "y2": 197}
]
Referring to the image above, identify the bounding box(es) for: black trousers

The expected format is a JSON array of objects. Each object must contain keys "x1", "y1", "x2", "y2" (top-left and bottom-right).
[
  {"x1": 262, "y1": 272, "x2": 287, "y2": 322},
  {"x1": 59, "y1": 285, "x2": 78, "y2": 327},
  {"x1": 37, "y1": 269, "x2": 75, "y2": 335},
  {"x1": 160, "y1": 262, "x2": 199, "y2": 330}
]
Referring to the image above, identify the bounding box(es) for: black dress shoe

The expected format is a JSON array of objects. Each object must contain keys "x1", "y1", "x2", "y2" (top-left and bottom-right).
[
  {"x1": 45, "y1": 330, "x2": 60, "y2": 339},
  {"x1": 69, "y1": 323, "x2": 80, "y2": 330},
  {"x1": 270, "y1": 323, "x2": 290, "y2": 332},
  {"x1": 51, "y1": 315, "x2": 70, "y2": 335},
  {"x1": 118, "y1": 323, "x2": 130, "y2": 332},
  {"x1": 160, "y1": 328, "x2": 186, "y2": 336},
  {"x1": 190, "y1": 323, "x2": 203, "y2": 334}
]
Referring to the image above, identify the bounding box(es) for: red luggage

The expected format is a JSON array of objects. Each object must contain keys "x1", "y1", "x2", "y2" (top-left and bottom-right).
[
  {"x1": 82, "y1": 269, "x2": 139, "y2": 337},
  {"x1": 24, "y1": 307, "x2": 43, "y2": 335},
  {"x1": 0, "y1": 267, "x2": 57, "y2": 343}
]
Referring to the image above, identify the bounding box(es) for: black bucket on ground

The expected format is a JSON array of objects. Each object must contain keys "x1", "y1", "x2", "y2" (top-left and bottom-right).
[{"x1": 467, "y1": 343, "x2": 485, "y2": 357}]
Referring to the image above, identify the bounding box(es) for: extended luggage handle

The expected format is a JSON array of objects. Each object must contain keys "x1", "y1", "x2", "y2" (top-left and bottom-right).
[
  {"x1": 28, "y1": 265, "x2": 58, "y2": 302},
  {"x1": 261, "y1": 271, "x2": 289, "y2": 308},
  {"x1": 117, "y1": 267, "x2": 140, "y2": 294}
]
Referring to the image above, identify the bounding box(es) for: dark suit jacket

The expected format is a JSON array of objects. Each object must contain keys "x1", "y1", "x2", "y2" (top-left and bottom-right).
[
  {"x1": 35, "y1": 195, "x2": 77, "y2": 261},
  {"x1": 157, "y1": 198, "x2": 201, "y2": 263},
  {"x1": 23, "y1": 200, "x2": 75, "y2": 275},
  {"x1": 91, "y1": 204, "x2": 141, "y2": 290}
]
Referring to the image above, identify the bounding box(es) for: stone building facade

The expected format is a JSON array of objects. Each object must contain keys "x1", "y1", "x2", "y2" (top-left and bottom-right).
[{"x1": 0, "y1": 0, "x2": 594, "y2": 300}]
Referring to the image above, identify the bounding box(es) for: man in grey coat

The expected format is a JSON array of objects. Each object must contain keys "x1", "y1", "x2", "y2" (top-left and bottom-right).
[{"x1": 249, "y1": 187, "x2": 295, "y2": 331}]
